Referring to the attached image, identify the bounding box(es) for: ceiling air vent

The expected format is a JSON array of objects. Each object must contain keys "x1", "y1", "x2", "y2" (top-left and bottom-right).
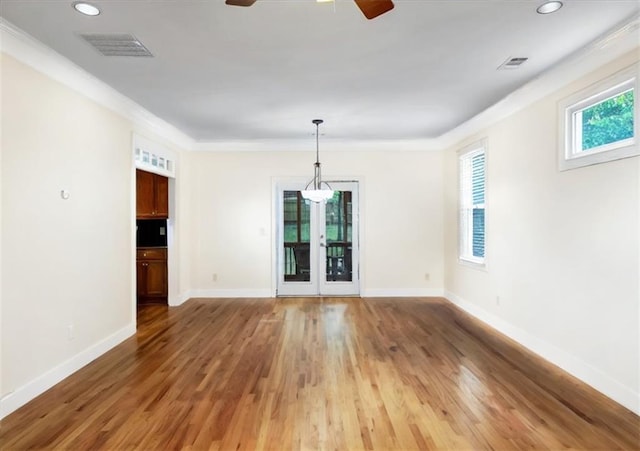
[
  {"x1": 79, "y1": 33, "x2": 153, "y2": 57},
  {"x1": 498, "y1": 57, "x2": 528, "y2": 70}
]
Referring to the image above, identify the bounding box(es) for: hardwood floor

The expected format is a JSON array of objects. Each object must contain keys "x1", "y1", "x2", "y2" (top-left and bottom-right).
[{"x1": 1, "y1": 297, "x2": 638, "y2": 450}]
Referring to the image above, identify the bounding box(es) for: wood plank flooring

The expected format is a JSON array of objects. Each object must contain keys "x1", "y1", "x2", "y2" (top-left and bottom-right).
[{"x1": 1, "y1": 297, "x2": 638, "y2": 450}]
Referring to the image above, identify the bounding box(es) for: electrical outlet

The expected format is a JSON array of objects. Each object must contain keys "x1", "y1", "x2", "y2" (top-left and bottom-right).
[
  {"x1": 212, "y1": 273, "x2": 218, "y2": 282},
  {"x1": 424, "y1": 273, "x2": 430, "y2": 281},
  {"x1": 67, "y1": 325, "x2": 74, "y2": 340},
  {"x1": 496, "y1": 296, "x2": 501, "y2": 306}
]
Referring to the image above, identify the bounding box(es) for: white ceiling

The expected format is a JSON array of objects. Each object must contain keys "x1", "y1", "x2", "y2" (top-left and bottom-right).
[{"x1": 1, "y1": 0, "x2": 639, "y2": 143}]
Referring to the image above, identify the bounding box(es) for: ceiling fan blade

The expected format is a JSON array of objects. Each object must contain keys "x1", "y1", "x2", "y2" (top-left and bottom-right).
[
  {"x1": 225, "y1": 0, "x2": 257, "y2": 6},
  {"x1": 353, "y1": 0, "x2": 394, "y2": 20}
]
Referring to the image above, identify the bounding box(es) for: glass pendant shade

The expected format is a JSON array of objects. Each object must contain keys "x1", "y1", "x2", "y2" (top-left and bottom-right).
[{"x1": 301, "y1": 189, "x2": 334, "y2": 202}]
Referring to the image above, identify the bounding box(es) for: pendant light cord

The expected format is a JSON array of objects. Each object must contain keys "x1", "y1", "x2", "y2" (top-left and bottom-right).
[
  {"x1": 312, "y1": 119, "x2": 323, "y2": 190},
  {"x1": 302, "y1": 119, "x2": 333, "y2": 202},
  {"x1": 316, "y1": 121, "x2": 319, "y2": 164}
]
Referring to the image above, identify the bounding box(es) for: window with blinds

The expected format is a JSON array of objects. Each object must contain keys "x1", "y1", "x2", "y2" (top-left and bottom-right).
[{"x1": 459, "y1": 143, "x2": 486, "y2": 265}]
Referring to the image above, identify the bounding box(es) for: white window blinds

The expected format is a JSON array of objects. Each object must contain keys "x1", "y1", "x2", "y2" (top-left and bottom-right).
[{"x1": 459, "y1": 145, "x2": 486, "y2": 265}]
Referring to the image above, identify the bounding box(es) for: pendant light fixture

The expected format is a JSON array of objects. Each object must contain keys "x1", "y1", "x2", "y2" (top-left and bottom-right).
[{"x1": 301, "y1": 119, "x2": 334, "y2": 203}]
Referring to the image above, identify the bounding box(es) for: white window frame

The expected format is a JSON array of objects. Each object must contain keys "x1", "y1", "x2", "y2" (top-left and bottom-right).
[
  {"x1": 558, "y1": 64, "x2": 638, "y2": 171},
  {"x1": 458, "y1": 140, "x2": 486, "y2": 268},
  {"x1": 133, "y1": 133, "x2": 176, "y2": 178}
]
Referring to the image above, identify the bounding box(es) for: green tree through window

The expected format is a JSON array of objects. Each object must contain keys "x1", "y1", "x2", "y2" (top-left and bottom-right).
[{"x1": 582, "y1": 89, "x2": 634, "y2": 151}]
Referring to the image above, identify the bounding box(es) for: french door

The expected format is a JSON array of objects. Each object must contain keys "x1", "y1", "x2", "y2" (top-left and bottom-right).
[{"x1": 276, "y1": 181, "x2": 359, "y2": 296}]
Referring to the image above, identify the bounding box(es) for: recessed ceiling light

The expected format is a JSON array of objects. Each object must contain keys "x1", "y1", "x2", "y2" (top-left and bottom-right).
[
  {"x1": 536, "y1": 1, "x2": 563, "y2": 15},
  {"x1": 73, "y1": 2, "x2": 100, "y2": 16}
]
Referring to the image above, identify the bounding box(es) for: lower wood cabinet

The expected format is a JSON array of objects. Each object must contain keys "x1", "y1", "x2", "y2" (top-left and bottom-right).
[{"x1": 137, "y1": 247, "x2": 167, "y2": 305}]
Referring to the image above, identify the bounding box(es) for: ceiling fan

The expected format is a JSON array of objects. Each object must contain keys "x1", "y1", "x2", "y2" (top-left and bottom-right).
[{"x1": 225, "y1": 0, "x2": 394, "y2": 20}]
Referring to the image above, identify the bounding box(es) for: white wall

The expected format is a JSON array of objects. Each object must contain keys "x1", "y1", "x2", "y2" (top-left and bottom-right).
[
  {"x1": 0, "y1": 53, "x2": 190, "y2": 418},
  {"x1": 1, "y1": 53, "x2": 133, "y2": 413},
  {"x1": 174, "y1": 150, "x2": 194, "y2": 304},
  {"x1": 186, "y1": 149, "x2": 444, "y2": 297},
  {"x1": 443, "y1": 50, "x2": 640, "y2": 414},
  {"x1": 0, "y1": 51, "x2": 3, "y2": 403}
]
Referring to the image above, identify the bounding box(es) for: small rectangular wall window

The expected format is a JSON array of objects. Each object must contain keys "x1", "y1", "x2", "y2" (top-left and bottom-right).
[
  {"x1": 459, "y1": 141, "x2": 486, "y2": 266},
  {"x1": 133, "y1": 133, "x2": 176, "y2": 178},
  {"x1": 559, "y1": 64, "x2": 638, "y2": 171}
]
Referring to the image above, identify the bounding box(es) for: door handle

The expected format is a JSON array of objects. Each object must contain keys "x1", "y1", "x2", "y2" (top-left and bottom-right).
[{"x1": 320, "y1": 242, "x2": 326, "y2": 247}]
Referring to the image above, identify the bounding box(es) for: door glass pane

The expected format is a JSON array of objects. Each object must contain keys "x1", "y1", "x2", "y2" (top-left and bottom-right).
[
  {"x1": 325, "y1": 191, "x2": 352, "y2": 282},
  {"x1": 283, "y1": 191, "x2": 310, "y2": 282}
]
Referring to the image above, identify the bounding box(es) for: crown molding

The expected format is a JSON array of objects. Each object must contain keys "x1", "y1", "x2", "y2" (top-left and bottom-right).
[
  {"x1": 437, "y1": 12, "x2": 640, "y2": 149},
  {"x1": 196, "y1": 13, "x2": 639, "y2": 153},
  {"x1": 0, "y1": 18, "x2": 195, "y2": 151},
  {"x1": 2, "y1": 13, "x2": 638, "y2": 153}
]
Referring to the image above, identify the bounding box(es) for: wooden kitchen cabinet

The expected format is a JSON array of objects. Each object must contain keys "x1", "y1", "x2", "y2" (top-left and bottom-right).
[
  {"x1": 137, "y1": 247, "x2": 168, "y2": 305},
  {"x1": 136, "y1": 169, "x2": 169, "y2": 219}
]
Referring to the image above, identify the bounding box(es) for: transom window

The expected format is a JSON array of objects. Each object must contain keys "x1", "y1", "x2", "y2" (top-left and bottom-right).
[{"x1": 559, "y1": 64, "x2": 638, "y2": 171}]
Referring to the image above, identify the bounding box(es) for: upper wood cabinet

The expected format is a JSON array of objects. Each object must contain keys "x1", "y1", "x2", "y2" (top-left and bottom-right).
[{"x1": 136, "y1": 169, "x2": 169, "y2": 219}]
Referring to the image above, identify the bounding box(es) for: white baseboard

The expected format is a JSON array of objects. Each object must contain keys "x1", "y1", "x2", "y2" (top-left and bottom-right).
[
  {"x1": 0, "y1": 323, "x2": 136, "y2": 420},
  {"x1": 169, "y1": 291, "x2": 190, "y2": 307},
  {"x1": 180, "y1": 288, "x2": 444, "y2": 301},
  {"x1": 185, "y1": 289, "x2": 448, "y2": 299},
  {"x1": 444, "y1": 290, "x2": 640, "y2": 416},
  {"x1": 361, "y1": 288, "x2": 445, "y2": 298},
  {"x1": 187, "y1": 289, "x2": 273, "y2": 299}
]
